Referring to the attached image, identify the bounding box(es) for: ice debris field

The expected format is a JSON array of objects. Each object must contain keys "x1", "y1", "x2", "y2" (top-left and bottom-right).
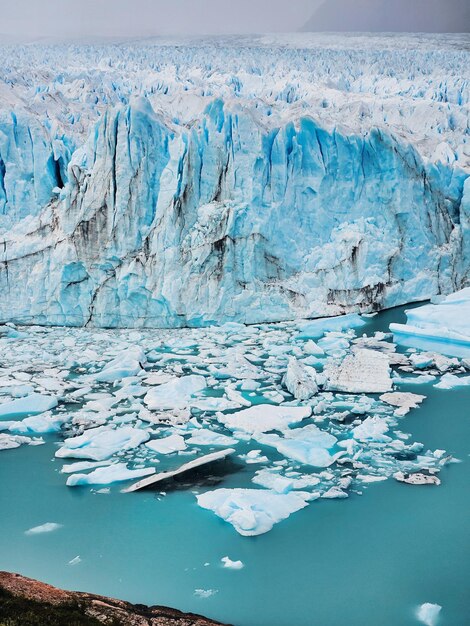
[
  {"x1": 0, "y1": 34, "x2": 469, "y2": 327},
  {"x1": 2, "y1": 289, "x2": 470, "y2": 537}
]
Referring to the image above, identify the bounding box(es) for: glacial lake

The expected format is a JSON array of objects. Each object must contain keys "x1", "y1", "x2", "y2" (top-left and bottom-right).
[{"x1": 0, "y1": 306, "x2": 469, "y2": 626}]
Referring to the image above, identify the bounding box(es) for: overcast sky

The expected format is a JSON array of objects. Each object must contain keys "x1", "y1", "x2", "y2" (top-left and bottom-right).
[{"x1": 0, "y1": 0, "x2": 322, "y2": 40}]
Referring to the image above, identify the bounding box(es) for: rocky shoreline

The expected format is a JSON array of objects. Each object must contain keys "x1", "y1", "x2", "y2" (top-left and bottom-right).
[{"x1": 0, "y1": 572, "x2": 227, "y2": 626}]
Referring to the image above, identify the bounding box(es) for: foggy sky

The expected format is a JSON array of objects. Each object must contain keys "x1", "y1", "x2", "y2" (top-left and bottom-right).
[
  {"x1": 0, "y1": 0, "x2": 468, "y2": 41},
  {"x1": 0, "y1": 0, "x2": 320, "y2": 40}
]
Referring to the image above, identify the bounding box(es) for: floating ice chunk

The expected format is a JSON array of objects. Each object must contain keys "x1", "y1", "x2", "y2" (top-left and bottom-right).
[
  {"x1": 221, "y1": 556, "x2": 244, "y2": 570},
  {"x1": 352, "y1": 416, "x2": 390, "y2": 442},
  {"x1": 416, "y1": 603, "x2": 442, "y2": 626},
  {"x1": 258, "y1": 425, "x2": 338, "y2": 467},
  {"x1": 434, "y1": 374, "x2": 470, "y2": 390},
  {"x1": 394, "y1": 472, "x2": 441, "y2": 486},
  {"x1": 0, "y1": 433, "x2": 32, "y2": 450},
  {"x1": 144, "y1": 375, "x2": 207, "y2": 410},
  {"x1": 68, "y1": 556, "x2": 81, "y2": 566},
  {"x1": 253, "y1": 468, "x2": 320, "y2": 493},
  {"x1": 393, "y1": 374, "x2": 436, "y2": 386},
  {"x1": 145, "y1": 434, "x2": 187, "y2": 454},
  {"x1": 9, "y1": 412, "x2": 68, "y2": 434},
  {"x1": 303, "y1": 340, "x2": 325, "y2": 357},
  {"x1": 297, "y1": 314, "x2": 366, "y2": 339},
  {"x1": 321, "y1": 486, "x2": 348, "y2": 499},
  {"x1": 191, "y1": 396, "x2": 241, "y2": 412},
  {"x1": 239, "y1": 449, "x2": 269, "y2": 464},
  {"x1": 194, "y1": 589, "x2": 218, "y2": 598},
  {"x1": 61, "y1": 460, "x2": 112, "y2": 473},
  {"x1": 0, "y1": 394, "x2": 58, "y2": 419},
  {"x1": 218, "y1": 404, "x2": 310, "y2": 435},
  {"x1": 186, "y1": 429, "x2": 237, "y2": 446},
  {"x1": 197, "y1": 488, "x2": 309, "y2": 536},
  {"x1": 66, "y1": 463, "x2": 155, "y2": 486},
  {"x1": 56, "y1": 426, "x2": 149, "y2": 461},
  {"x1": 25, "y1": 522, "x2": 62, "y2": 535},
  {"x1": 409, "y1": 353, "x2": 434, "y2": 369},
  {"x1": 282, "y1": 357, "x2": 318, "y2": 400},
  {"x1": 379, "y1": 392, "x2": 426, "y2": 416},
  {"x1": 93, "y1": 347, "x2": 145, "y2": 383},
  {"x1": 324, "y1": 349, "x2": 392, "y2": 393},
  {"x1": 391, "y1": 289, "x2": 470, "y2": 358}
]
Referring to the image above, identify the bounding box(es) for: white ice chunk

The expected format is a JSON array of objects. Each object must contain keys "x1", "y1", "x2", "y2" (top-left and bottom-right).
[
  {"x1": 282, "y1": 357, "x2": 318, "y2": 400},
  {"x1": 0, "y1": 433, "x2": 32, "y2": 450},
  {"x1": 297, "y1": 314, "x2": 365, "y2": 339},
  {"x1": 324, "y1": 349, "x2": 392, "y2": 393},
  {"x1": 25, "y1": 522, "x2": 62, "y2": 535},
  {"x1": 56, "y1": 426, "x2": 149, "y2": 461},
  {"x1": 379, "y1": 392, "x2": 425, "y2": 416},
  {"x1": 221, "y1": 556, "x2": 244, "y2": 570},
  {"x1": 186, "y1": 429, "x2": 237, "y2": 446},
  {"x1": 145, "y1": 434, "x2": 187, "y2": 454},
  {"x1": 352, "y1": 416, "x2": 390, "y2": 442},
  {"x1": 66, "y1": 463, "x2": 155, "y2": 486},
  {"x1": 218, "y1": 404, "x2": 311, "y2": 435},
  {"x1": 197, "y1": 488, "x2": 309, "y2": 536},
  {"x1": 391, "y1": 288, "x2": 470, "y2": 358},
  {"x1": 93, "y1": 347, "x2": 146, "y2": 382},
  {"x1": 258, "y1": 425, "x2": 339, "y2": 467},
  {"x1": 416, "y1": 603, "x2": 442, "y2": 626},
  {"x1": 144, "y1": 375, "x2": 207, "y2": 410},
  {"x1": 0, "y1": 394, "x2": 58, "y2": 418},
  {"x1": 434, "y1": 373, "x2": 470, "y2": 390}
]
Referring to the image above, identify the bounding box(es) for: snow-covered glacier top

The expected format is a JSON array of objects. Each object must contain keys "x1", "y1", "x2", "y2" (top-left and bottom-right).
[{"x1": 0, "y1": 34, "x2": 469, "y2": 327}]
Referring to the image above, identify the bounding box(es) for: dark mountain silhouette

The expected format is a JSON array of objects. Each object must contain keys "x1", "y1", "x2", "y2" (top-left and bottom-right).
[{"x1": 302, "y1": 0, "x2": 470, "y2": 32}]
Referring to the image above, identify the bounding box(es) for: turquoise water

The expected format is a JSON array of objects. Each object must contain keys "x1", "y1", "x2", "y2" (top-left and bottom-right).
[{"x1": 0, "y1": 308, "x2": 469, "y2": 626}]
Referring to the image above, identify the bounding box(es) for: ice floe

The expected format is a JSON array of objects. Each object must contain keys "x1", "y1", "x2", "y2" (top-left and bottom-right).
[
  {"x1": 221, "y1": 556, "x2": 244, "y2": 570},
  {"x1": 145, "y1": 434, "x2": 187, "y2": 454},
  {"x1": 197, "y1": 488, "x2": 310, "y2": 536},
  {"x1": 56, "y1": 426, "x2": 149, "y2": 461},
  {"x1": 66, "y1": 463, "x2": 155, "y2": 486},
  {"x1": 25, "y1": 522, "x2": 62, "y2": 535},
  {"x1": 416, "y1": 602, "x2": 442, "y2": 626},
  {"x1": 324, "y1": 349, "x2": 392, "y2": 393},
  {"x1": 391, "y1": 289, "x2": 470, "y2": 358},
  {"x1": 0, "y1": 394, "x2": 58, "y2": 418},
  {"x1": 144, "y1": 375, "x2": 207, "y2": 410},
  {"x1": 218, "y1": 405, "x2": 311, "y2": 435},
  {"x1": 282, "y1": 357, "x2": 318, "y2": 400}
]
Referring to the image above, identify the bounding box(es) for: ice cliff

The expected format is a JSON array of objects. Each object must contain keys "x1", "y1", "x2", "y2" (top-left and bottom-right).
[{"x1": 0, "y1": 34, "x2": 469, "y2": 327}]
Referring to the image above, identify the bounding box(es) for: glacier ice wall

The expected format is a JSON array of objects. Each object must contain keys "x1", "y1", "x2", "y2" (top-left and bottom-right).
[{"x1": 0, "y1": 35, "x2": 469, "y2": 327}]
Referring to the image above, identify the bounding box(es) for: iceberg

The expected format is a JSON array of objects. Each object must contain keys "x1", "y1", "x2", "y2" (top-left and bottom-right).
[
  {"x1": 282, "y1": 357, "x2": 318, "y2": 400},
  {"x1": 55, "y1": 426, "x2": 149, "y2": 461},
  {"x1": 221, "y1": 556, "x2": 244, "y2": 570},
  {"x1": 66, "y1": 463, "x2": 155, "y2": 486},
  {"x1": 196, "y1": 488, "x2": 310, "y2": 536},
  {"x1": 324, "y1": 349, "x2": 393, "y2": 393},
  {"x1": 25, "y1": 522, "x2": 62, "y2": 535},
  {"x1": 391, "y1": 289, "x2": 470, "y2": 358},
  {"x1": 145, "y1": 434, "x2": 187, "y2": 454},
  {"x1": 416, "y1": 603, "x2": 442, "y2": 626},
  {"x1": 92, "y1": 347, "x2": 145, "y2": 383},
  {"x1": 257, "y1": 425, "x2": 339, "y2": 467},
  {"x1": 217, "y1": 404, "x2": 311, "y2": 435},
  {"x1": 0, "y1": 394, "x2": 58, "y2": 419},
  {"x1": 144, "y1": 375, "x2": 207, "y2": 410}
]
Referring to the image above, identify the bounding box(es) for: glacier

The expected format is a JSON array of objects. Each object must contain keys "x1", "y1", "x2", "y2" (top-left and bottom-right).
[{"x1": 0, "y1": 34, "x2": 469, "y2": 327}]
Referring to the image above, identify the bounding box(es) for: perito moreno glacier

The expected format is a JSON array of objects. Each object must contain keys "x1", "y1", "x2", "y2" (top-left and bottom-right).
[{"x1": 0, "y1": 33, "x2": 469, "y2": 328}]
